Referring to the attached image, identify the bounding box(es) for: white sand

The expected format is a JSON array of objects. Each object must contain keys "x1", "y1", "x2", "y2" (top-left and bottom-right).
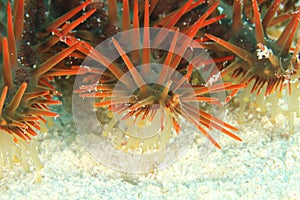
[{"x1": 0, "y1": 104, "x2": 299, "y2": 200}]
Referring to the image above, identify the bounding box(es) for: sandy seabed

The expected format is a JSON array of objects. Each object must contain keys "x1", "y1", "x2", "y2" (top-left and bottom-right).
[{"x1": 0, "y1": 101, "x2": 299, "y2": 200}]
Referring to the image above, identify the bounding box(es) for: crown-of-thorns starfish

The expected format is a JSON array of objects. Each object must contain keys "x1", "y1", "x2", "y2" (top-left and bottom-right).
[
  {"x1": 0, "y1": 1, "x2": 82, "y2": 141},
  {"x1": 53, "y1": 0, "x2": 245, "y2": 149},
  {"x1": 205, "y1": 0, "x2": 300, "y2": 96}
]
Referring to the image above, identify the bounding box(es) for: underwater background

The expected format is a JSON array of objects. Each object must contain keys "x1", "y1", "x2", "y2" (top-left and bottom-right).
[
  {"x1": 0, "y1": 0, "x2": 299, "y2": 199},
  {"x1": 0, "y1": 99, "x2": 299, "y2": 199}
]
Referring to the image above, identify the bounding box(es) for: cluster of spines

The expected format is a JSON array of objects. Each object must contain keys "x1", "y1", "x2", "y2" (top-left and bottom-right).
[
  {"x1": 48, "y1": 0, "x2": 245, "y2": 150},
  {"x1": 53, "y1": 0, "x2": 299, "y2": 146},
  {"x1": 203, "y1": 0, "x2": 299, "y2": 126},
  {"x1": 0, "y1": 0, "x2": 92, "y2": 179}
]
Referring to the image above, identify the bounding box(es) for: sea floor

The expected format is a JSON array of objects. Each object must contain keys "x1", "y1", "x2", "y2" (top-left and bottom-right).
[{"x1": 0, "y1": 100, "x2": 299, "y2": 200}]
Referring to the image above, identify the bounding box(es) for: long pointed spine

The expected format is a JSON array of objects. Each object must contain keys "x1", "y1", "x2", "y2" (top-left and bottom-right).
[
  {"x1": 13, "y1": 0, "x2": 25, "y2": 42},
  {"x1": 2, "y1": 37, "x2": 14, "y2": 89},
  {"x1": 6, "y1": 2, "x2": 17, "y2": 68}
]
